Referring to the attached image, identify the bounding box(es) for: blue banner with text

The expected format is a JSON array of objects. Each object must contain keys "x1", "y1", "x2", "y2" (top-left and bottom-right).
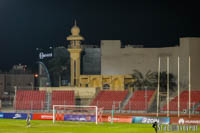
[
  {"x1": 132, "y1": 116, "x2": 170, "y2": 124},
  {"x1": 64, "y1": 114, "x2": 96, "y2": 122},
  {"x1": 3, "y1": 113, "x2": 32, "y2": 120},
  {"x1": 0, "y1": 113, "x2": 3, "y2": 119}
]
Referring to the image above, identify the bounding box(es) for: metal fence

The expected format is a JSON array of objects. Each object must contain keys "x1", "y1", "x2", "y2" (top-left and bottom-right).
[
  {"x1": 0, "y1": 99, "x2": 197, "y2": 116},
  {"x1": 1, "y1": 90, "x2": 200, "y2": 117}
]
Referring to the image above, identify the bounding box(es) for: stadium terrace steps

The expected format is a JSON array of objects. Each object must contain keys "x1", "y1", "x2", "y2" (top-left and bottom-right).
[
  {"x1": 15, "y1": 90, "x2": 46, "y2": 110},
  {"x1": 51, "y1": 91, "x2": 75, "y2": 108},
  {"x1": 90, "y1": 90, "x2": 129, "y2": 110},
  {"x1": 162, "y1": 90, "x2": 200, "y2": 111},
  {"x1": 147, "y1": 93, "x2": 158, "y2": 113},
  {"x1": 120, "y1": 91, "x2": 133, "y2": 109},
  {"x1": 124, "y1": 90, "x2": 156, "y2": 111}
]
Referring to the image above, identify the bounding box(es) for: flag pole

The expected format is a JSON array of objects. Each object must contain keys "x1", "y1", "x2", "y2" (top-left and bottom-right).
[
  {"x1": 178, "y1": 56, "x2": 180, "y2": 117},
  {"x1": 157, "y1": 57, "x2": 160, "y2": 117},
  {"x1": 167, "y1": 56, "x2": 169, "y2": 117},
  {"x1": 189, "y1": 56, "x2": 191, "y2": 118}
]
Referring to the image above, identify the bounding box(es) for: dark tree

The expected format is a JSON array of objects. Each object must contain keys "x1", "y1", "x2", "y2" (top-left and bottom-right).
[
  {"x1": 47, "y1": 47, "x2": 69, "y2": 86},
  {"x1": 129, "y1": 69, "x2": 155, "y2": 90},
  {"x1": 129, "y1": 69, "x2": 176, "y2": 92},
  {"x1": 153, "y1": 71, "x2": 177, "y2": 92}
]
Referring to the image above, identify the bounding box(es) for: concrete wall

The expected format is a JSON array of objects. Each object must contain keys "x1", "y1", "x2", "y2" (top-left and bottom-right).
[
  {"x1": 101, "y1": 38, "x2": 200, "y2": 90},
  {"x1": 82, "y1": 48, "x2": 101, "y2": 75},
  {"x1": 188, "y1": 38, "x2": 200, "y2": 90},
  {"x1": 39, "y1": 86, "x2": 96, "y2": 98}
]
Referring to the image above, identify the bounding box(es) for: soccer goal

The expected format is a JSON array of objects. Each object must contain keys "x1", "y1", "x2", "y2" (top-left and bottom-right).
[{"x1": 53, "y1": 105, "x2": 98, "y2": 124}]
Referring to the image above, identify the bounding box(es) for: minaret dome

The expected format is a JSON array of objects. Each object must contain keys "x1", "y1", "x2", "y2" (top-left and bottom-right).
[{"x1": 71, "y1": 21, "x2": 80, "y2": 36}]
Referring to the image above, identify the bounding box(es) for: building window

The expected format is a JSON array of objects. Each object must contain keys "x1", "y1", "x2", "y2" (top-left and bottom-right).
[{"x1": 103, "y1": 84, "x2": 110, "y2": 90}]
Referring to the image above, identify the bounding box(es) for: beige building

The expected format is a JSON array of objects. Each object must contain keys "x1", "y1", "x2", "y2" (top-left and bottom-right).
[
  {"x1": 65, "y1": 22, "x2": 200, "y2": 91},
  {"x1": 40, "y1": 23, "x2": 200, "y2": 103},
  {"x1": 101, "y1": 38, "x2": 200, "y2": 90},
  {"x1": 66, "y1": 22, "x2": 134, "y2": 91}
]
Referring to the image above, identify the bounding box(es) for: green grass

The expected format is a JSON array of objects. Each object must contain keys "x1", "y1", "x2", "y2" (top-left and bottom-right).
[{"x1": 0, "y1": 119, "x2": 199, "y2": 133}]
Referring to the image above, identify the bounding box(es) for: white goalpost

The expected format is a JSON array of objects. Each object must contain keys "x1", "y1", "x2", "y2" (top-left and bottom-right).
[{"x1": 53, "y1": 105, "x2": 98, "y2": 124}]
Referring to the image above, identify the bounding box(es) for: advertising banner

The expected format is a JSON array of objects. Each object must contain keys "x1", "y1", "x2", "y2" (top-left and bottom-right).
[
  {"x1": 3, "y1": 113, "x2": 30, "y2": 119},
  {"x1": 64, "y1": 114, "x2": 96, "y2": 122},
  {"x1": 55, "y1": 113, "x2": 64, "y2": 121},
  {"x1": 132, "y1": 116, "x2": 170, "y2": 124},
  {"x1": 32, "y1": 113, "x2": 53, "y2": 120},
  {"x1": 101, "y1": 115, "x2": 132, "y2": 123},
  {"x1": 171, "y1": 117, "x2": 200, "y2": 125},
  {"x1": 0, "y1": 113, "x2": 3, "y2": 119}
]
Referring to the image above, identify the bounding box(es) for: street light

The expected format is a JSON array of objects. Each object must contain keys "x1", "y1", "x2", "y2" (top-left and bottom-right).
[
  {"x1": 34, "y1": 74, "x2": 39, "y2": 78},
  {"x1": 34, "y1": 74, "x2": 39, "y2": 90}
]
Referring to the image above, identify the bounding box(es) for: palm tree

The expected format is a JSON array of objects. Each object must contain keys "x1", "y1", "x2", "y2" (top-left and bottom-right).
[
  {"x1": 153, "y1": 71, "x2": 176, "y2": 92},
  {"x1": 129, "y1": 70, "x2": 176, "y2": 92},
  {"x1": 129, "y1": 69, "x2": 155, "y2": 90}
]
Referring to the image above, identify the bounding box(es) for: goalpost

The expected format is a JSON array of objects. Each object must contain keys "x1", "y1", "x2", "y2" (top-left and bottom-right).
[{"x1": 53, "y1": 105, "x2": 98, "y2": 124}]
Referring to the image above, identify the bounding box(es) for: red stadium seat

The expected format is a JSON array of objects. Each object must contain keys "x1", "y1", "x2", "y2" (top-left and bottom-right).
[
  {"x1": 162, "y1": 90, "x2": 200, "y2": 111},
  {"x1": 51, "y1": 91, "x2": 75, "y2": 108},
  {"x1": 124, "y1": 90, "x2": 155, "y2": 111},
  {"x1": 90, "y1": 90, "x2": 128, "y2": 110},
  {"x1": 15, "y1": 90, "x2": 46, "y2": 110}
]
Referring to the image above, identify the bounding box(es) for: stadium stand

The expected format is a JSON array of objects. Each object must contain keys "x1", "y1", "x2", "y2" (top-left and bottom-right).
[
  {"x1": 51, "y1": 91, "x2": 75, "y2": 108},
  {"x1": 15, "y1": 90, "x2": 46, "y2": 110},
  {"x1": 196, "y1": 106, "x2": 200, "y2": 111},
  {"x1": 90, "y1": 90, "x2": 128, "y2": 110},
  {"x1": 162, "y1": 90, "x2": 200, "y2": 111},
  {"x1": 124, "y1": 90, "x2": 156, "y2": 111}
]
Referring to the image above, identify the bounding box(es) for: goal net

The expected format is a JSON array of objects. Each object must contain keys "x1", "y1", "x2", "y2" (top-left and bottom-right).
[{"x1": 53, "y1": 105, "x2": 98, "y2": 124}]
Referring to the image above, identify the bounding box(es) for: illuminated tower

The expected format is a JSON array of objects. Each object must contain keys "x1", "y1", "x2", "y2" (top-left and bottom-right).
[{"x1": 67, "y1": 21, "x2": 84, "y2": 86}]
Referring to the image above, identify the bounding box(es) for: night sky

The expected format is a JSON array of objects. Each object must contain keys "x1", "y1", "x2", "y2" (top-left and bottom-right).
[{"x1": 0, "y1": 0, "x2": 199, "y2": 71}]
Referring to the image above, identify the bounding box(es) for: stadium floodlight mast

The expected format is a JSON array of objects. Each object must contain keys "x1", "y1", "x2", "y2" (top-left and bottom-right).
[{"x1": 53, "y1": 105, "x2": 98, "y2": 125}]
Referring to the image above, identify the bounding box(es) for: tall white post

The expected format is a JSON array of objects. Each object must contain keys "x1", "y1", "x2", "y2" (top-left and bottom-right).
[
  {"x1": 96, "y1": 106, "x2": 98, "y2": 125},
  {"x1": 189, "y1": 56, "x2": 191, "y2": 118},
  {"x1": 178, "y1": 56, "x2": 180, "y2": 117},
  {"x1": 157, "y1": 57, "x2": 160, "y2": 117},
  {"x1": 53, "y1": 105, "x2": 55, "y2": 123},
  {"x1": 14, "y1": 86, "x2": 17, "y2": 111},
  {"x1": 167, "y1": 56, "x2": 169, "y2": 117}
]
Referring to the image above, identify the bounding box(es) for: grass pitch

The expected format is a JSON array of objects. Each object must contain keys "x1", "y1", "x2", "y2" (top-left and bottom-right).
[{"x1": 0, "y1": 119, "x2": 199, "y2": 133}]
